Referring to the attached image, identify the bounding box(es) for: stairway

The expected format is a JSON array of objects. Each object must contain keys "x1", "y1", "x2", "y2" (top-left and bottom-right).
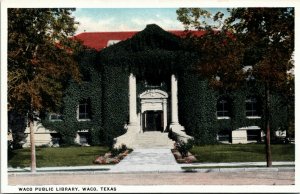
[{"x1": 131, "y1": 131, "x2": 175, "y2": 149}]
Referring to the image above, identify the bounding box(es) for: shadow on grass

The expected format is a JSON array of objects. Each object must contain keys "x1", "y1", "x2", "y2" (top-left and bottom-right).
[{"x1": 8, "y1": 150, "x2": 16, "y2": 161}]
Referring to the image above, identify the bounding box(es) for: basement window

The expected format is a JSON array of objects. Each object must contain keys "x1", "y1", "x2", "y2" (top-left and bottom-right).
[
  {"x1": 217, "y1": 130, "x2": 231, "y2": 143},
  {"x1": 247, "y1": 129, "x2": 261, "y2": 142},
  {"x1": 78, "y1": 131, "x2": 91, "y2": 145}
]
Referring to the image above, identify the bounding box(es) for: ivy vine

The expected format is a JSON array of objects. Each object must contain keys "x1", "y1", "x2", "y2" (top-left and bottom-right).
[{"x1": 41, "y1": 24, "x2": 289, "y2": 146}]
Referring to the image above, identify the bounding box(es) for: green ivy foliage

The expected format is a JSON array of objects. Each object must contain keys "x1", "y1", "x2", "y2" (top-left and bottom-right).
[
  {"x1": 101, "y1": 65, "x2": 129, "y2": 142},
  {"x1": 41, "y1": 24, "x2": 290, "y2": 146},
  {"x1": 178, "y1": 70, "x2": 218, "y2": 145},
  {"x1": 178, "y1": 68, "x2": 288, "y2": 145},
  {"x1": 42, "y1": 49, "x2": 104, "y2": 145},
  {"x1": 98, "y1": 24, "x2": 188, "y2": 78}
]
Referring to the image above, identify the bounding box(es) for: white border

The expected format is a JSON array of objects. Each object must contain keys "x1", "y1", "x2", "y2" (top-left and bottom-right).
[
  {"x1": 0, "y1": 0, "x2": 299, "y2": 8},
  {"x1": 1, "y1": 3, "x2": 9, "y2": 193},
  {"x1": 1, "y1": 0, "x2": 299, "y2": 193}
]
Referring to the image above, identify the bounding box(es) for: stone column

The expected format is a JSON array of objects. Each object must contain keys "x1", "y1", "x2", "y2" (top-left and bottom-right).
[
  {"x1": 171, "y1": 74, "x2": 179, "y2": 124},
  {"x1": 163, "y1": 99, "x2": 167, "y2": 132},
  {"x1": 169, "y1": 74, "x2": 192, "y2": 143},
  {"x1": 128, "y1": 73, "x2": 137, "y2": 125},
  {"x1": 114, "y1": 73, "x2": 139, "y2": 147}
]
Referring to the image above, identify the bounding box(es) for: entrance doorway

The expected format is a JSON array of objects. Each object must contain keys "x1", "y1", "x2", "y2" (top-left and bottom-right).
[
  {"x1": 142, "y1": 111, "x2": 163, "y2": 132},
  {"x1": 139, "y1": 89, "x2": 168, "y2": 132}
]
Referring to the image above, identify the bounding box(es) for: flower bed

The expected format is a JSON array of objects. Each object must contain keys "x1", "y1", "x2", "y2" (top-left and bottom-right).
[
  {"x1": 171, "y1": 149, "x2": 197, "y2": 163},
  {"x1": 172, "y1": 140, "x2": 197, "y2": 163},
  {"x1": 93, "y1": 144, "x2": 131, "y2": 164}
]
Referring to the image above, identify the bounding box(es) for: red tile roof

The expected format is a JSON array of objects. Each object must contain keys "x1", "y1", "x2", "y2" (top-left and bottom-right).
[{"x1": 75, "y1": 30, "x2": 205, "y2": 51}]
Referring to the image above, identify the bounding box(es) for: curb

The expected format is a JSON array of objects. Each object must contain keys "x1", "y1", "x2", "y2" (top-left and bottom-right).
[
  {"x1": 182, "y1": 167, "x2": 295, "y2": 173},
  {"x1": 8, "y1": 166, "x2": 295, "y2": 176},
  {"x1": 179, "y1": 161, "x2": 295, "y2": 167}
]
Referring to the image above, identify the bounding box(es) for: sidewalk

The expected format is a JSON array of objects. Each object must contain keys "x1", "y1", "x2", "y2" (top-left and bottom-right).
[
  {"x1": 8, "y1": 163, "x2": 295, "y2": 174},
  {"x1": 110, "y1": 148, "x2": 181, "y2": 173}
]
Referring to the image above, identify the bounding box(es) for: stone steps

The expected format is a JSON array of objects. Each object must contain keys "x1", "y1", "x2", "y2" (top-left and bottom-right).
[{"x1": 131, "y1": 132, "x2": 175, "y2": 149}]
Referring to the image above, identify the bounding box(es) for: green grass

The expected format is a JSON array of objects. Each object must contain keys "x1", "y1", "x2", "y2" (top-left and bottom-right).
[
  {"x1": 8, "y1": 146, "x2": 109, "y2": 168},
  {"x1": 190, "y1": 144, "x2": 295, "y2": 163}
]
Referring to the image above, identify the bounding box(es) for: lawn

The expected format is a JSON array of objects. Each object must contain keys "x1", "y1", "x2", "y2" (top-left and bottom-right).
[
  {"x1": 8, "y1": 146, "x2": 109, "y2": 168},
  {"x1": 190, "y1": 143, "x2": 295, "y2": 163},
  {"x1": 8, "y1": 144, "x2": 295, "y2": 168}
]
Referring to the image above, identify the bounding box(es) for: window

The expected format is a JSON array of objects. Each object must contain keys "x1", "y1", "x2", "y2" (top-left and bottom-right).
[
  {"x1": 49, "y1": 113, "x2": 63, "y2": 121},
  {"x1": 245, "y1": 96, "x2": 261, "y2": 117},
  {"x1": 144, "y1": 80, "x2": 164, "y2": 88},
  {"x1": 78, "y1": 99, "x2": 91, "y2": 120},
  {"x1": 51, "y1": 133, "x2": 61, "y2": 145},
  {"x1": 80, "y1": 135, "x2": 88, "y2": 144},
  {"x1": 247, "y1": 130, "x2": 261, "y2": 141},
  {"x1": 81, "y1": 68, "x2": 91, "y2": 82},
  {"x1": 217, "y1": 130, "x2": 231, "y2": 142},
  {"x1": 78, "y1": 131, "x2": 91, "y2": 145},
  {"x1": 217, "y1": 97, "x2": 231, "y2": 117}
]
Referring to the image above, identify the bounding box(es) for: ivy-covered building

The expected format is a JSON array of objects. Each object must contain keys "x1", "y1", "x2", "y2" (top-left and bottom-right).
[{"x1": 20, "y1": 24, "x2": 289, "y2": 148}]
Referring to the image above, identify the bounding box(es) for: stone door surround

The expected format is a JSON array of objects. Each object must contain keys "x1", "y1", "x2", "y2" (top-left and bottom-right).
[{"x1": 139, "y1": 89, "x2": 168, "y2": 132}]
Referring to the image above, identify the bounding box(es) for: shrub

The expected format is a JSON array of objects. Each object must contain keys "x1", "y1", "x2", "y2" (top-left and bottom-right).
[
  {"x1": 175, "y1": 139, "x2": 194, "y2": 157},
  {"x1": 36, "y1": 144, "x2": 50, "y2": 148},
  {"x1": 120, "y1": 144, "x2": 127, "y2": 152},
  {"x1": 110, "y1": 144, "x2": 128, "y2": 157},
  {"x1": 168, "y1": 130, "x2": 178, "y2": 142}
]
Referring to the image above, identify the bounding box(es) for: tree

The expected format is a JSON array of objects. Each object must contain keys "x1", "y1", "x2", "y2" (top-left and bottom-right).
[
  {"x1": 8, "y1": 8, "x2": 82, "y2": 172},
  {"x1": 176, "y1": 8, "x2": 246, "y2": 91},
  {"x1": 177, "y1": 8, "x2": 294, "y2": 167}
]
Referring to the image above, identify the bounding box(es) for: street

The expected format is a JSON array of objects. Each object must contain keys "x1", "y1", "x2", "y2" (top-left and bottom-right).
[{"x1": 9, "y1": 171, "x2": 294, "y2": 185}]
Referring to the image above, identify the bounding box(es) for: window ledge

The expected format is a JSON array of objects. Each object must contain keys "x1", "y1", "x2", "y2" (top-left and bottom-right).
[
  {"x1": 77, "y1": 119, "x2": 91, "y2": 122},
  {"x1": 77, "y1": 129, "x2": 89, "y2": 132},
  {"x1": 217, "y1": 116, "x2": 230, "y2": 120},
  {"x1": 246, "y1": 116, "x2": 261, "y2": 119},
  {"x1": 247, "y1": 140, "x2": 258, "y2": 143},
  {"x1": 49, "y1": 119, "x2": 63, "y2": 122}
]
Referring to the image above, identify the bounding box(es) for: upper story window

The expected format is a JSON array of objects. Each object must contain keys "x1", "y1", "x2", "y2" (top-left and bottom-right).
[
  {"x1": 49, "y1": 113, "x2": 63, "y2": 121},
  {"x1": 81, "y1": 68, "x2": 91, "y2": 82},
  {"x1": 217, "y1": 97, "x2": 231, "y2": 118},
  {"x1": 144, "y1": 80, "x2": 163, "y2": 88},
  {"x1": 78, "y1": 99, "x2": 91, "y2": 120},
  {"x1": 245, "y1": 96, "x2": 261, "y2": 117}
]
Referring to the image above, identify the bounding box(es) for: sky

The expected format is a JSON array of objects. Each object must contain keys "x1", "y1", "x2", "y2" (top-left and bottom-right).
[{"x1": 72, "y1": 8, "x2": 229, "y2": 34}]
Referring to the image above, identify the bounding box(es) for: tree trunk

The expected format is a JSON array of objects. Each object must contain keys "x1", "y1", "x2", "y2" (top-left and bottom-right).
[
  {"x1": 265, "y1": 83, "x2": 272, "y2": 167},
  {"x1": 29, "y1": 112, "x2": 36, "y2": 172}
]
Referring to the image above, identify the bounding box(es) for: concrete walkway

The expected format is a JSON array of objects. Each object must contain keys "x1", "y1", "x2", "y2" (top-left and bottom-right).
[{"x1": 110, "y1": 148, "x2": 181, "y2": 172}]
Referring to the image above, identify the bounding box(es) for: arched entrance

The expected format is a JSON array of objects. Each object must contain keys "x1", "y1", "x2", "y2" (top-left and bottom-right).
[{"x1": 139, "y1": 89, "x2": 168, "y2": 132}]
